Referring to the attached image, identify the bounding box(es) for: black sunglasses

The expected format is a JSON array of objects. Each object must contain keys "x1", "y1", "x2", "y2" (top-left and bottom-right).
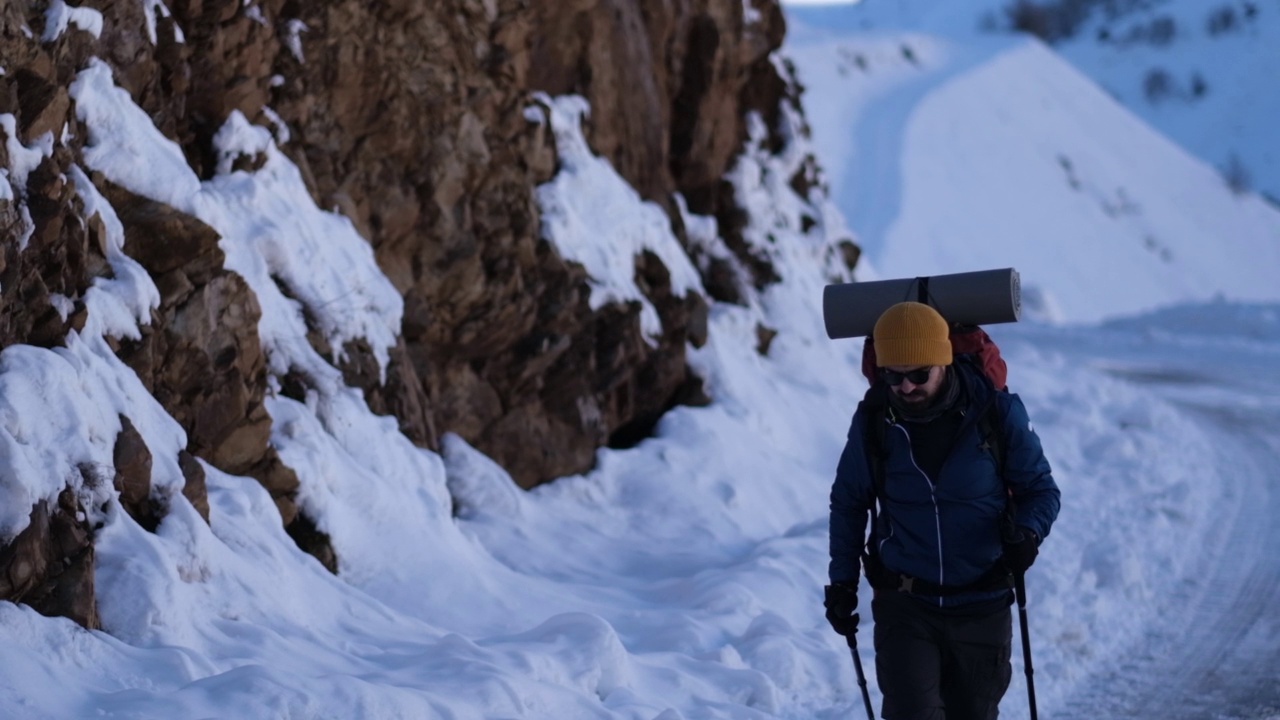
[{"x1": 881, "y1": 367, "x2": 934, "y2": 386}]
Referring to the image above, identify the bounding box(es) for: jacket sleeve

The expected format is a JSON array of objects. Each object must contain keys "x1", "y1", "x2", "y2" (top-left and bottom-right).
[
  {"x1": 1001, "y1": 393, "x2": 1061, "y2": 542},
  {"x1": 829, "y1": 409, "x2": 876, "y2": 584}
]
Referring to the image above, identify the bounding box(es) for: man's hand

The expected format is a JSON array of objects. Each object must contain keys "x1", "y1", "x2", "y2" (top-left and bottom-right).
[
  {"x1": 1004, "y1": 526, "x2": 1040, "y2": 574},
  {"x1": 823, "y1": 582, "x2": 859, "y2": 636}
]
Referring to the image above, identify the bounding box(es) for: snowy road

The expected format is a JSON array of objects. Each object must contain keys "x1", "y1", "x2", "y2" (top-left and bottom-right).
[{"x1": 1018, "y1": 317, "x2": 1280, "y2": 720}]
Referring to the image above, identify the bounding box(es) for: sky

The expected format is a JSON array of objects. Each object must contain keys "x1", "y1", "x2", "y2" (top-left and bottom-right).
[{"x1": 1, "y1": 2, "x2": 1279, "y2": 719}]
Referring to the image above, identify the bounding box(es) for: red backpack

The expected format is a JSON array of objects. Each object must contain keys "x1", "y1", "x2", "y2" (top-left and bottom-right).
[{"x1": 861, "y1": 324, "x2": 1007, "y2": 390}]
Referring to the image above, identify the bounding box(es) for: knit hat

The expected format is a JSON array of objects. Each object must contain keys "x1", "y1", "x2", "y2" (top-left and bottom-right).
[{"x1": 872, "y1": 302, "x2": 953, "y2": 368}]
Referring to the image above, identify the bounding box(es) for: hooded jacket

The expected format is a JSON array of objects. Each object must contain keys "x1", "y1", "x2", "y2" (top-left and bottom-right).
[{"x1": 828, "y1": 363, "x2": 1061, "y2": 607}]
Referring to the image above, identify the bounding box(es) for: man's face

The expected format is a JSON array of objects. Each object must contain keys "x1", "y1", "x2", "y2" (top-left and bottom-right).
[{"x1": 882, "y1": 365, "x2": 946, "y2": 406}]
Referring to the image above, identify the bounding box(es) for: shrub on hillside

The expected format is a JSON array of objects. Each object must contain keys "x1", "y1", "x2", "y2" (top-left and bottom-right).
[
  {"x1": 1220, "y1": 154, "x2": 1252, "y2": 195},
  {"x1": 1113, "y1": 14, "x2": 1178, "y2": 46},
  {"x1": 1189, "y1": 72, "x2": 1208, "y2": 99},
  {"x1": 1099, "y1": 0, "x2": 1169, "y2": 23},
  {"x1": 1007, "y1": 0, "x2": 1057, "y2": 40},
  {"x1": 1206, "y1": 5, "x2": 1238, "y2": 35},
  {"x1": 1004, "y1": 0, "x2": 1099, "y2": 42},
  {"x1": 1143, "y1": 68, "x2": 1174, "y2": 103},
  {"x1": 1147, "y1": 16, "x2": 1176, "y2": 45}
]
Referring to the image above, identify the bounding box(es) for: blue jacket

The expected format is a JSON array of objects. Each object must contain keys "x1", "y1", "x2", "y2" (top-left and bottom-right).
[{"x1": 829, "y1": 364, "x2": 1060, "y2": 606}]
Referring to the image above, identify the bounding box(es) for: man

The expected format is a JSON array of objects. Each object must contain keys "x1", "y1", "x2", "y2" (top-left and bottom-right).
[{"x1": 824, "y1": 301, "x2": 1060, "y2": 720}]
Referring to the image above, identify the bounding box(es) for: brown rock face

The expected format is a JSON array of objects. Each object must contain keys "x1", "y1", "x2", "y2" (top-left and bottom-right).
[
  {"x1": 0, "y1": 491, "x2": 100, "y2": 630},
  {"x1": 178, "y1": 450, "x2": 211, "y2": 524},
  {"x1": 99, "y1": 183, "x2": 299, "y2": 523},
  {"x1": 0, "y1": 0, "x2": 846, "y2": 625},
  {"x1": 0, "y1": 6, "x2": 111, "y2": 629},
  {"x1": 113, "y1": 415, "x2": 159, "y2": 531},
  {"x1": 258, "y1": 0, "x2": 793, "y2": 487}
]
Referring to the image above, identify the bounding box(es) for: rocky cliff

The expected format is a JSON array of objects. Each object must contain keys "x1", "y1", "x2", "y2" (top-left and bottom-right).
[{"x1": 0, "y1": 0, "x2": 856, "y2": 628}]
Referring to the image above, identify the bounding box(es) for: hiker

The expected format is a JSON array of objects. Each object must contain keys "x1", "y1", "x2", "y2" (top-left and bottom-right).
[{"x1": 824, "y1": 301, "x2": 1061, "y2": 720}]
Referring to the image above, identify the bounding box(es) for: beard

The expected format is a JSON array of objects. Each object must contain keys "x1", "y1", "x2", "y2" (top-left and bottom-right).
[{"x1": 894, "y1": 388, "x2": 931, "y2": 404}]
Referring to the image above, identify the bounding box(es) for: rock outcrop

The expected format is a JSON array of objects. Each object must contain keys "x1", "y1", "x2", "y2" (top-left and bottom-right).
[{"x1": 0, "y1": 0, "x2": 855, "y2": 626}]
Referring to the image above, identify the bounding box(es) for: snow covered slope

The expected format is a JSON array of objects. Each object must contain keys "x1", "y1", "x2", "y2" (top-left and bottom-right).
[
  {"x1": 784, "y1": 20, "x2": 1280, "y2": 323},
  {"x1": 2, "y1": 7, "x2": 1278, "y2": 719},
  {"x1": 1054, "y1": 0, "x2": 1280, "y2": 202},
  {"x1": 786, "y1": 0, "x2": 1280, "y2": 203}
]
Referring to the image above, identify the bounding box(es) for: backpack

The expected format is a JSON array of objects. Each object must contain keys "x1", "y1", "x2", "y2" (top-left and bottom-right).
[{"x1": 858, "y1": 325, "x2": 1015, "y2": 594}]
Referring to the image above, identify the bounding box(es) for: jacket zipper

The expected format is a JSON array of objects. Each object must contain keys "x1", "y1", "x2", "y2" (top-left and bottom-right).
[{"x1": 892, "y1": 423, "x2": 945, "y2": 607}]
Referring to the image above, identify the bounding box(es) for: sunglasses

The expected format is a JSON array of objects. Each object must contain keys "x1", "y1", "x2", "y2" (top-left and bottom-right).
[{"x1": 881, "y1": 367, "x2": 934, "y2": 386}]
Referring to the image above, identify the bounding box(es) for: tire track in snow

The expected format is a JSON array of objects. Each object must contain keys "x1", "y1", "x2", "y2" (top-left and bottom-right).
[{"x1": 1054, "y1": 360, "x2": 1280, "y2": 719}]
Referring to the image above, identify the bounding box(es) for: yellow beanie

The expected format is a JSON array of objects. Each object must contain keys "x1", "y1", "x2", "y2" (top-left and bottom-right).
[{"x1": 873, "y1": 302, "x2": 953, "y2": 367}]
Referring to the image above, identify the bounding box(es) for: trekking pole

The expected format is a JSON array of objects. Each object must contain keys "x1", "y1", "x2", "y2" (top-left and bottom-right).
[
  {"x1": 844, "y1": 628, "x2": 875, "y2": 720},
  {"x1": 1014, "y1": 573, "x2": 1038, "y2": 720}
]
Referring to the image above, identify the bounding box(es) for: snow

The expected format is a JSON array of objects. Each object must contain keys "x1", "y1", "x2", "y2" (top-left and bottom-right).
[
  {"x1": 41, "y1": 0, "x2": 104, "y2": 43},
  {"x1": 260, "y1": 106, "x2": 291, "y2": 144},
  {"x1": 284, "y1": 19, "x2": 307, "y2": 63},
  {"x1": 532, "y1": 93, "x2": 705, "y2": 343},
  {"x1": 784, "y1": 23, "x2": 1280, "y2": 323},
  {"x1": 69, "y1": 164, "x2": 162, "y2": 335},
  {"x1": 0, "y1": 25, "x2": 1277, "y2": 720},
  {"x1": 70, "y1": 58, "x2": 404, "y2": 378},
  {"x1": 140, "y1": 0, "x2": 179, "y2": 45},
  {"x1": 1051, "y1": 0, "x2": 1280, "y2": 203},
  {"x1": 785, "y1": 0, "x2": 1280, "y2": 220},
  {"x1": 1, "y1": 114, "x2": 53, "y2": 250}
]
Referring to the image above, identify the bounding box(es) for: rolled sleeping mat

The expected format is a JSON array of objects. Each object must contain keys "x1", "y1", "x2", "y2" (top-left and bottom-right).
[{"x1": 823, "y1": 267, "x2": 1021, "y2": 339}]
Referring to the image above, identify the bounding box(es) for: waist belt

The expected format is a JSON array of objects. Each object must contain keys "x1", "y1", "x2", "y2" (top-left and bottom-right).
[{"x1": 865, "y1": 554, "x2": 1013, "y2": 596}]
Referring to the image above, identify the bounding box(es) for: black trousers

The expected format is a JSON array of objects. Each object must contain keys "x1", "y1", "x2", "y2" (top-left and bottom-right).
[{"x1": 871, "y1": 591, "x2": 1013, "y2": 720}]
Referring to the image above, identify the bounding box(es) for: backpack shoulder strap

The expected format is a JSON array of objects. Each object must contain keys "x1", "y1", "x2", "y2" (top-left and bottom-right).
[
  {"x1": 859, "y1": 382, "x2": 894, "y2": 575},
  {"x1": 976, "y1": 396, "x2": 1006, "y2": 482},
  {"x1": 860, "y1": 382, "x2": 892, "y2": 499},
  {"x1": 960, "y1": 363, "x2": 1007, "y2": 479},
  {"x1": 974, "y1": 389, "x2": 1021, "y2": 542}
]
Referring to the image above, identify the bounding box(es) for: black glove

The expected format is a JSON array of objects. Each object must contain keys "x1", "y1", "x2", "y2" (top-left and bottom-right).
[
  {"x1": 823, "y1": 582, "x2": 859, "y2": 636},
  {"x1": 1003, "y1": 526, "x2": 1040, "y2": 575}
]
